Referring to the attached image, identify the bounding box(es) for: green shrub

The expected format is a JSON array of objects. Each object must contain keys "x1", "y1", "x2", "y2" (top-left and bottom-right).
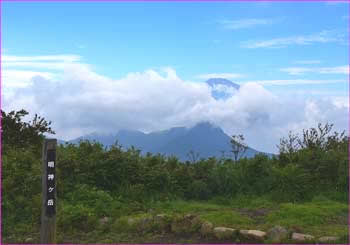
[
  {"x1": 58, "y1": 203, "x2": 98, "y2": 232},
  {"x1": 187, "y1": 179, "x2": 211, "y2": 200},
  {"x1": 270, "y1": 164, "x2": 312, "y2": 202},
  {"x1": 65, "y1": 184, "x2": 114, "y2": 217}
]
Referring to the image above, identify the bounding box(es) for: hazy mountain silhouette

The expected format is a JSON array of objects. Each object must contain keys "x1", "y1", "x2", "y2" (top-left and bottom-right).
[
  {"x1": 206, "y1": 78, "x2": 240, "y2": 100},
  {"x1": 64, "y1": 121, "x2": 271, "y2": 161}
]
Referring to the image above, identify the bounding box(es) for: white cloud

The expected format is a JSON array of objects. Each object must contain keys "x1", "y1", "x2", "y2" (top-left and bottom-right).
[
  {"x1": 295, "y1": 60, "x2": 321, "y2": 65},
  {"x1": 218, "y1": 18, "x2": 274, "y2": 30},
  {"x1": 3, "y1": 56, "x2": 348, "y2": 153},
  {"x1": 332, "y1": 96, "x2": 349, "y2": 109},
  {"x1": 280, "y1": 65, "x2": 349, "y2": 75},
  {"x1": 280, "y1": 67, "x2": 311, "y2": 75},
  {"x1": 244, "y1": 79, "x2": 347, "y2": 86},
  {"x1": 318, "y1": 66, "x2": 349, "y2": 74},
  {"x1": 1, "y1": 54, "x2": 86, "y2": 74},
  {"x1": 242, "y1": 30, "x2": 344, "y2": 48},
  {"x1": 210, "y1": 84, "x2": 239, "y2": 96},
  {"x1": 2, "y1": 70, "x2": 57, "y2": 89},
  {"x1": 196, "y1": 73, "x2": 245, "y2": 80},
  {"x1": 1, "y1": 55, "x2": 88, "y2": 90}
]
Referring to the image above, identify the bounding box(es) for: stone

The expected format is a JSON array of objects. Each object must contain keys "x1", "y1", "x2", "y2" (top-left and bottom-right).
[
  {"x1": 171, "y1": 218, "x2": 192, "y2": 234},
  {"x1": 184, "y1": 213, "x2": 196, "y2": 220},
  {"x1": 99, "y1": 216, "x2": 109, "y2": 225},
  {"x1": 267, "y1": 225, "x2": 288, "y2": 242},
  {"x1": 240, "y1": 229, "x2": 267, "y2": 241},
  {"x1": 248, "y1": 230, "x2": 267, "y2": 241},
  {"x1": 135, "y1": 216, "x2": 155, "y2": 233},
  {"x1": 190, "y1": 216, "x2": 203, "y2": 232},
  {"x1": 200, "y1": 221, "x2": 213, "y2": 236},
  {"x1": 25, "y1": 238, "x2": 33, "y2": 243},
  {"x1": 155, "y1": 214, "x2": 167, "y2": 222},
  {"x1": 214, "y1": 227, "x2": 236, "y2": 240},
  {"x1": 191, "y1": 216, "x2": 203, "y2": 226},
  {"x1": 292, "y1": 232, "x2": 315, "y2": 242},
  {"x1": 153, "y1": 214, "x2": 171, "y2": 232},
  {"x1": 318, "y1": 236, "x2": 339, "y2": 242},
  {"x1": 240, "y1": 229, "x2": 249, "y2": 235},
  {"x1": 139, "y1": 217, "x2": 153, "y2": 227},
  {"x1": 127, "y1": 217, "x2": 137, "y2": 226}
]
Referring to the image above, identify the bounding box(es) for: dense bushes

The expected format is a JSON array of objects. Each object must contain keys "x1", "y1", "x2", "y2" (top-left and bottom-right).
[
  {"x1": 1, "y1": 109, "x2": 348, "y2": 238},
  {"x1": 52, "y1": 130, "x2": 347, "y2": 204}
]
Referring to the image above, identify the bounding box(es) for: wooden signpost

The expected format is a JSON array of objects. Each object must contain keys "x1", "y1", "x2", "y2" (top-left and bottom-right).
[{"x1": 40, "y1": 139, "x2": 57, "y2": 244}]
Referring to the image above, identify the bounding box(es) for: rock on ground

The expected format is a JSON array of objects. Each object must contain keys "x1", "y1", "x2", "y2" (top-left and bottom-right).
[
  {"x1": 155, "y1": 214, "x2": 167, "y2": 222},
  {"x1": 267, "y1": 225, "x2": 288, "y2": 242},
  {"x1": 214, "y1": 227, "x2": 236, "y2": 240},
  {"x1": 240, "y1": 229, "x2": 266, "y2": 241},
  {"x1": 127, "y1": 217, "x2": 137, "y2": 226},
  {"x1": 99, "y1": 216, "x2": 109, "y2": 225},
  {"x1": 184, "y1": 213, "x2": 196, "y2": 220},
  {"x1": 292, "y1": 232, "x2": 315, "y2": 242},
  {"x1": 25, "y1": 238, "x2": 33, "y2": 243},
  {"x1": 318, "y1": 236, "x2": 339, "y2": 242},
  {"x1": 171, "y1": 216, "x2": 193, "y2": 234},
  {"x1": 200, "y1": 221, "x2": 213, "y2": 236}
]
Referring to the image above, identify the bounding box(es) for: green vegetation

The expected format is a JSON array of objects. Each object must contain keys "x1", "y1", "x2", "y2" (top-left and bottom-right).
[{"x1": 1, "y1": 109, "x2": 348, "y2": 243}]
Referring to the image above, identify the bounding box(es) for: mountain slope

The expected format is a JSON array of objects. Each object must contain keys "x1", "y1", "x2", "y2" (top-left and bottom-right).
[
  {"x1": 65, "y1": 122, "x2": 269, "y2": 161},
  {"x1": 157, "y1": 122, "x2": 258, "y2": 160}
]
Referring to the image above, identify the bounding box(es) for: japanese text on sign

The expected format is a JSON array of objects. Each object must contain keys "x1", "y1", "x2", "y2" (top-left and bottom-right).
[{"x1": 46, "y1": 149, "x2": 56, "y2": 216}]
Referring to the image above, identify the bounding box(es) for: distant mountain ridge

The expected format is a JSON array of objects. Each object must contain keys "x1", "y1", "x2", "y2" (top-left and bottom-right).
[{"x1": 62, "y1": 122, "x2": 272, "y2": 161}]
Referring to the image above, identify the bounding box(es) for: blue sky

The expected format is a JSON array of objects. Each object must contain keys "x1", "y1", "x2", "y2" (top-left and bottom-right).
[{"x1": 2, "y1": 1, "x2": 349, "y2": 153}]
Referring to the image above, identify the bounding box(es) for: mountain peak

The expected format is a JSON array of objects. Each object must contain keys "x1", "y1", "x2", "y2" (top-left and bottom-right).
[
  {"x1": 206, "y1": 78, "x2": 240, "y2": 89},
  {"x1": 191, "y1": 121, "x2": 217, "y2": 130},
  {"x1": 205, "y1": 78, "x2": 240, "y2": 100},
  {"x1": 67, "y1": 122, "x2": 271, "y2": 161}
]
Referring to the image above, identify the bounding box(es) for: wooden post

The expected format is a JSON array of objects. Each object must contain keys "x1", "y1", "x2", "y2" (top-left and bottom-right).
[{"x1": 40, "y1": 139, "x2": 57, "y2": 244}]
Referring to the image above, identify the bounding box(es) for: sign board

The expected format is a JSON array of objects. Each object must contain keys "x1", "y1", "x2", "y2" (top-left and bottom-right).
[
  {"x1": 41, "y1": 139, "x2": 57, "y2": 244},
  {"x1": 46, "y1": 149, "x2": 56, "y2": 217}
]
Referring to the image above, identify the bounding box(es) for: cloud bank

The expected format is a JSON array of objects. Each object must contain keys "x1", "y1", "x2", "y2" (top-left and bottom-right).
[{"x1": 2, "y1": 59, "x2": 348, "y2": 154}]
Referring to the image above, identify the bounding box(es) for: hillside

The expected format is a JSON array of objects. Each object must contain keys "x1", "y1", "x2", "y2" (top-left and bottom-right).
[{"x1": 64, "y1": 122, "x2": 269, "y2": 161}]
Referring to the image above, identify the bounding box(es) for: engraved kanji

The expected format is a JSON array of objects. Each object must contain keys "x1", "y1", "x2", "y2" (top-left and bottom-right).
[
  {"x1": 47, "y1": 199, "x2": 54, "y2": 206},
  {"x1": 48, "y1": 187, "x2": 54, "y2": 192},
  {"x1": 48, "y1": 174, "x2": 54, "y2": 180},
  {"x1": 48, "y1": 161, "x2": 55, "y2": 168}
]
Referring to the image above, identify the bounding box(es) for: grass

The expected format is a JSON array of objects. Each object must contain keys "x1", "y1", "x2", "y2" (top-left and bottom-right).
[
  {"x1": 264, "y1": 198, "x2": 348, "y2": 237},
  {"x1": 199, "y1": 210, "x2": 255, "y2": 228},
  {"x1": 3, "y1": 195, "x2": 348, "y2": 244},
  {"x1": 152, "y1": 199, "x2": 223, "y2": 214}
]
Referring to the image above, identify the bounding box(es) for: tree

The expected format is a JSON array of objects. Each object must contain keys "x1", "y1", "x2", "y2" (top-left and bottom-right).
[
  {"x1": 1, "y1": 109, "x2": 55, "y2": 154},
  {"x1": 277, "y1": 131, "x2": 299, "y2": 164},
  {"x1": 230, "y1": 134, "x2": 248, "y2": 162},
  {"x1": 297, "y1": 122, "x2": 333, "y2": 150},
  {"x1": 187, "y1": 150, "x2": 200, "y2": 164},
  {"x1": 277, "y1": 122, "x2": 346, "y2": 153}
]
